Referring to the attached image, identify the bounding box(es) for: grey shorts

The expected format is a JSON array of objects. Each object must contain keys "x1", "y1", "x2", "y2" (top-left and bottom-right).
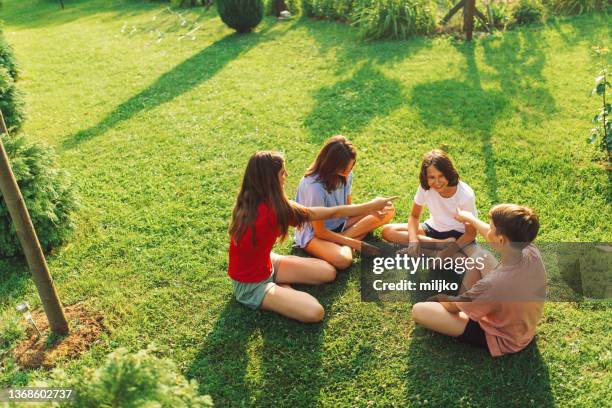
[{"x1": 231, "y1": 253, "x2": 282, "y2": 310}]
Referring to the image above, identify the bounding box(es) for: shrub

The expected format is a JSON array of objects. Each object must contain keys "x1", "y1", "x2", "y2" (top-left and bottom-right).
[
  {"x1": 353, "y1": 0, "x2": 435, "y2": 40},
  {"x1": 512, "y1": 0, "x2": 544, "y2": 25},
  {"x1": 588, "y1": 45, "x2": 610, "y2": 161},
  {"x1": 543, "y1": 0, "x2": 609, "y2": 15},
  {"x1": 302, "y1": 0, "x2": 357, "y2": 20},
  {"x1": 0, "y1": 27, "x2": 25, "y2": 132},
  {"x1": 0, "y1": 133, "x2": 78, "y2": 257},
  {"x1": 487, "y1": 0, "x2": 511, "y2": 29},
  {"x1": 47, "y1": 346, "x2": 213, "y2": 407},
  {"x1": 264, "y1": 0, "x2": 301, "y2": 16},
  {"x1": 217, "y1": 0, "x2": 264, "y2": 32}
]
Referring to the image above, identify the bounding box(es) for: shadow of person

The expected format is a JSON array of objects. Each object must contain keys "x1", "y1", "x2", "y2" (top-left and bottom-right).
[
  {"x1": 187, "y1": 267, "x2": 352, "y2": 407},
  {"x1": 405, "y1": 329, "x2": 554, "y2": 406},
  {"x1": 61, "y1": 23, "x2": 291, "y2": 150}
]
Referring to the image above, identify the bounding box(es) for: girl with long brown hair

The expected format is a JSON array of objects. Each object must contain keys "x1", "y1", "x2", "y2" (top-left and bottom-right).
[
  {"x1": 228, "y1": 151, "x2": 396, "y2": 323},
  {"x1": 294, "y1": 135, "x2": 396, "y2": 269}
]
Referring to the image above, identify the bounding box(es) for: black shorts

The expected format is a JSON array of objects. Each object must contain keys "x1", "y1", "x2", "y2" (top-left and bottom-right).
[
  {"x1": 456, "y1": 319, "x2": 488, "y2": 349},
  {"x1": 421, "y1": 223, "x2": 464, "y2": 240}
]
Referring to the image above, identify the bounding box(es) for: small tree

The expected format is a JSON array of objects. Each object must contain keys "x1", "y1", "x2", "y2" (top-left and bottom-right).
[
  {"x1": 0, "y1": 28, "x2": 26, "y2": 132},
  {"x1": 217, "y1": 0, "x2": 263, "y2": 33},
  {"x1": 588, "y1": 45, "x2": 611, "y2": 166}
]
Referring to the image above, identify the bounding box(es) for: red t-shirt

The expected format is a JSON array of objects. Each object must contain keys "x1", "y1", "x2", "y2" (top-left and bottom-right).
[{"x1": 228, "y1": 202, "x2": 280, "y2": 283}]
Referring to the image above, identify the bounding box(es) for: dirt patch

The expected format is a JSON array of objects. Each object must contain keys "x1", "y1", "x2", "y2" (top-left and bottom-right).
[{"x1": 13, "y1": 302, "x2": 106, "y2": 369}]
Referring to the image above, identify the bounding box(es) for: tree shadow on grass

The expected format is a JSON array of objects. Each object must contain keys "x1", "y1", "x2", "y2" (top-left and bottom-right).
[
  {"x1": 411, "y1": 43, "x2": 506, "y2": 203},
  {"x1": 187, "y1": 268, "x2": 352, "y2": 407},
  {"x1": 405, "y1": 330, "x2": 554, "y2": 407},
  {"x1": 298, "y1": 18, "x2": 432, "y2": 143},
  {"x1": 303, "y1": 63, "x2": 406, "y2": 143},
  {"x1": 411, "y1": 29, "x2": 556, "y2": 204},
  {"x1": 61, "y1": 23, "x2": 289, "y2": 150}
]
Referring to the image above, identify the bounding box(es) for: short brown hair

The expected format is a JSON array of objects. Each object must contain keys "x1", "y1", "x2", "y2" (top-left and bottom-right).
[
  {"x1": 488, "y1": 204, "x2": 540, "y2": 247},
  {"x1": 419, "y1": 150, "x2": 459, "y2": 190},
  {"x1": 306, "y1": 135, "x2": 357, "y2": 193}
]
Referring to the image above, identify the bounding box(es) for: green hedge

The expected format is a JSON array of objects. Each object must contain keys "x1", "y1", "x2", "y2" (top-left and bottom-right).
[
  {"x1": 301, "y1": 0, "x2": 436, "y2": 39},
  {"x1": 0, "y1": 133, "x2": 78, "y2": 257}
]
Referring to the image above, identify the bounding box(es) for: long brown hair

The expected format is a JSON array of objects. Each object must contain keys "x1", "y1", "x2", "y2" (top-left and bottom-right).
[
  {"x1": 305, "y1": 135, "x2": 357, "y2": 193},
  {"x1": 229, "y1": 151, "x2": 310, "y2": 245},
  {"x1": 419, "y1": 149, "x2": 459, "y2": 190}
]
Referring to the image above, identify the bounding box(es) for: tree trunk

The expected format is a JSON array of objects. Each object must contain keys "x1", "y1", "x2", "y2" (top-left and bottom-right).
[
  {"x1": 0, "y1": 110, "x2": 69, "y2": 335},
  {"x1": 464, "y1": 0, "x2": 476, "y2": 41}
]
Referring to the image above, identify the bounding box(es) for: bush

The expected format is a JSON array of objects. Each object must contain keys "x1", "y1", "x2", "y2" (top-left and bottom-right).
[
  {"x1": 217, "y1": 0, "x2": 264, "y2": 32},
  {"x1": 543, "y1": 0, "x2": 610, "y2": 15},
  {"x1": 301, "y1": 0, "x2": 357, "y2": 20},
  {"x1": 353, "y1": 0, "x2": 435, "y2": 40},
  {"x1": 0, "y1": 133, "x2": 78, "y2": 257},
  {"x1": 47, "y1": 346, "x2": 213, "y2": 407},
  {"x1": 512, "y1": 0, "x2": 545, "y2": 25},
  {"x1": 487, "y1": 0, "x2": 512, "y2": 29},
  {"x1": 0, "y1": 27, "x2": 25, "y2": 132}
]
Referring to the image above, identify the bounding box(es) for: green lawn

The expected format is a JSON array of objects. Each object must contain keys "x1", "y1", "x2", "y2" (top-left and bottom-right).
[{"x1": 1, "y1": 0, "x2": 611, "y2": 406}]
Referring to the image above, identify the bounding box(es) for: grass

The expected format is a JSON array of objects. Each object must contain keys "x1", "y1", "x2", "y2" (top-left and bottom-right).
[{"x1": 0, "y1": 0, "x2": 611, "y2": 406}]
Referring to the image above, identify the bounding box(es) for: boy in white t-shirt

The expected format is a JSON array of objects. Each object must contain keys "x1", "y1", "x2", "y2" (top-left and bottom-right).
[{"x1": 382, "y1": 149, "x2": 478, "y2": 258}]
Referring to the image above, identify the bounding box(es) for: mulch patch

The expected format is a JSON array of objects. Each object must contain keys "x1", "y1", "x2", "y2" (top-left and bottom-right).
[{"x1": 13, "y1": 302, "x2": 106, "y2": 369}]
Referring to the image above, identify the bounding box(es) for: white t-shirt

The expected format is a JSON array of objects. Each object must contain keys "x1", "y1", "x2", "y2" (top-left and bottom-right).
[{"x1": 413, "y1": 180, "x2": 477, "y2": 233}]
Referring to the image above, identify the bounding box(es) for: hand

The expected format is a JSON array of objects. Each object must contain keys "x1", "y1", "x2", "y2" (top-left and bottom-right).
[
  {"x1": 455, "y1": 208, "x2": 475, "y2": 224},
  {"x1": 360, "y1": 241, "x2": 381, "y2": 256},
  {"x1": 444, "y1": 237, "x2": 457, "y2": 243},
  {"x1": 369, "y1": 196, "x2": 399, "y2": 212},
  {"x1": 397, "y1": 241, "x2": 419, "y2": 257},
  {"x1": 373, "y1": 203, "x2": 395, "y2": 220}
]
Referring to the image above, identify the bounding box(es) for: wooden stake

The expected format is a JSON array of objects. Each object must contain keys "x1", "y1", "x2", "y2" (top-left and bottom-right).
[
  {"x1": 464, "y1": 0, "x2": 476, "y2": 41},
  {"x1": 0, "y1": 110, "x2": 69, "y2": 335}
]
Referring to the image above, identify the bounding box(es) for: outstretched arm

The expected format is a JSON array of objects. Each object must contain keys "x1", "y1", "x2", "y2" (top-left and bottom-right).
[
  {"x1": 455, "y1": 209, "x2": 491, "y2": 239},
  {"x1": 306, "y1": 196, "x2": 398, "y2": 221}
]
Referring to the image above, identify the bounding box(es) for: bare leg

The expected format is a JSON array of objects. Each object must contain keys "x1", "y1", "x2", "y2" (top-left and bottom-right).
[
  {"x1": 304, "y1": 238, "x2": 353, "y2": 270},
  {"x1": 274, "y1": 254, "x2": 336, "y2": 284},
  {"x1": 261, "y1": 283, "x2": 324, "y2": 323},
  {"x1": 411, "y1": 302, "x2": 469, "y2": 337},
  {"x1": 381, "y1": 223, "x2": 426, "y2": 244},
  {"x1": 342, "y1": 207, "x2": 396, "y2": 240},
  {"x1": 458, "y1": 246, "x2": 498, "y2": 294}
]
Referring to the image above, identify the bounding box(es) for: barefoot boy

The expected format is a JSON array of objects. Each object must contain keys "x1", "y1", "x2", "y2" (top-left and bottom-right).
[{"x1": 411, "y1": 204, "x2": 546, "y2": 357}]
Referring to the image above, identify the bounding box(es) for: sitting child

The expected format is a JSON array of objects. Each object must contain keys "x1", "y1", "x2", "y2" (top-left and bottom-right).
[
  {"x1": 411, "y1": 204, "x2": 546, "y2": 357},
  {"x1": 382, "y1": 150, "x2": 477, "y2": 259}
]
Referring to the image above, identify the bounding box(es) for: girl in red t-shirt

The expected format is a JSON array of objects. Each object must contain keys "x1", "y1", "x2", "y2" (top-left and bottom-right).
[{"x1": 228, "y1": 151, "x2": 396, "y2": 323}]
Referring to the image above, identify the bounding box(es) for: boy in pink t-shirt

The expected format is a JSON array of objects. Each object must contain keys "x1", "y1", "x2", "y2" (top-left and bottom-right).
[{"x1": 411, "y1": 204, "x2": 546, "y2": 357}]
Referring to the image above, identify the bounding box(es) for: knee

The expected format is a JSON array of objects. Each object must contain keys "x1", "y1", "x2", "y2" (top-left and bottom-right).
[
  {"x1": 330, "y1": 252, "x2": 353, "y2": 270},
  {"x1": 320, "y1": 262, "x2": 337, "y2": 283},
  {"x1": 383, "y1": 206, "x2": 396, "y2": 223},
  {"x1": 301, "y1": 303, "x2": 325, "y2": 323},
  {"x1": 381, "y1": 224, "x2": 395, "y2": 241}
]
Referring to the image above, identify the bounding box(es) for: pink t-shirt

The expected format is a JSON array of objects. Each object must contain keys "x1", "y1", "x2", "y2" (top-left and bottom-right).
[{"x1": 456, "y1": 244, "x2": 546, "y2": 357}]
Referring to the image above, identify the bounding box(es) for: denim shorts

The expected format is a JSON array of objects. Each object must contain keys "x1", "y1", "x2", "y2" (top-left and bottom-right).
[
  {"x1": 421, "y1": 222, "x2": 464, "y2": 240},
  {"x1": 231, "y1": 253, "x2": 282, "y2": 310}
]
